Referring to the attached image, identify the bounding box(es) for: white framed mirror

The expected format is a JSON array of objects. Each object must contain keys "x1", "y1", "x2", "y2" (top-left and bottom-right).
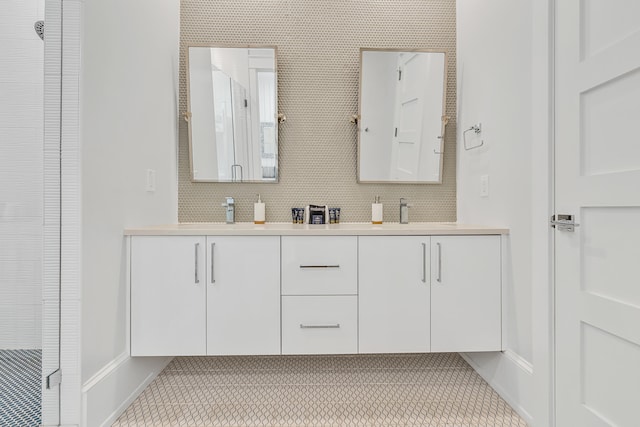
[
  {"x1": 357, "y1": 49, "x2": 448, "y2": 183},
  {"x1": 186, "y1": 45, "x2": 278, "y2": 182}
]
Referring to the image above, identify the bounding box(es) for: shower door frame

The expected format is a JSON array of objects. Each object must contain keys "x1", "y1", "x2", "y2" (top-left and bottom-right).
[
  {"x1": 43, "y1": 0, "x2": 83, "y2": 425},
  {"x1": 42, "y1": 0, "x2": 62, "y2": 424}
]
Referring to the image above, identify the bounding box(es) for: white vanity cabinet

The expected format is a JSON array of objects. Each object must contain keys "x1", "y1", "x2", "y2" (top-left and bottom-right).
[
  {"x1": 127, "y1": 224, "x2": 506, "y2": 357},
  {"x1": 359, "y1": 236, "x2": 431, "y2": 353},
  {"x1": 430, "y1": 235, "x2": 501, "y2": 352},
  {"x1": 206, "y1": 236, "x2": 280, "y2": 355},
  {"x1": 130, "y1": 235, "x2": 280, "y2": 356},
  {"x1": 131, "y1": 236, "x2": 207, "y2": 356}
]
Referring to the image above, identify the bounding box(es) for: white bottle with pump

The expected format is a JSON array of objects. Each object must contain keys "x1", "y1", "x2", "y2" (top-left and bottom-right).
[
  {"x1": 254, "y1": 194, "x2": 266, "y2": 224},
  {"x1": 372, "y1": 195, "x2": 383, "y2": 224}
]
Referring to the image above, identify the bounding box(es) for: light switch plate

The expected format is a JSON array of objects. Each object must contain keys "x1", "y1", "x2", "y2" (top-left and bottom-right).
[{"x1": 480, "y1": 174, "x2": 489, "y2": 197}]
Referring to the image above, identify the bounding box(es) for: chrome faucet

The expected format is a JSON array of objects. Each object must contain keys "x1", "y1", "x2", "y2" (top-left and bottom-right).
[
  {"x1": 400, "y1": 198, "x2": 410, "y2": 224},
  {"x1": 222, "y1": 197, "x2": 235, "y2": 224}
]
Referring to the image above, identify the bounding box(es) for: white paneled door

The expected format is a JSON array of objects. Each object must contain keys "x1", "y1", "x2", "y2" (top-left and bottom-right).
[
  {"x1": 555, "y1": 1, "x2": 640, "y2": 425},
  {"x1": 391, "y1": 53, "x2": 426, "y2": 180}
]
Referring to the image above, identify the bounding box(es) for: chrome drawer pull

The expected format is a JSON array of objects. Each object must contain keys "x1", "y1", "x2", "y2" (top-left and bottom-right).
[
  {"x1": 299, "y1": 265, "x2": 340, "y2": 269},
  {"x1": 421, "y1": 242, "x2": 427, "y2": 283},
  {"x1": 437, "y1": 242, "x2": 442, "y2": 283},
  {"x1": 300, "y1": 323, "x2": 341, "y2": 329},
  {"x1": 194, "y1": 243, "x2": 200, "y2": 284}
]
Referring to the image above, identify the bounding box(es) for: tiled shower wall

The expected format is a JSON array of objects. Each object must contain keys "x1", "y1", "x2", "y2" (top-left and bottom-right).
[
  {"x1": 179, "y1": 0, "x2": 457, "y2": 223},
  {"x1": 0, "y1": 0, "x2": 44, "y2": 349}
]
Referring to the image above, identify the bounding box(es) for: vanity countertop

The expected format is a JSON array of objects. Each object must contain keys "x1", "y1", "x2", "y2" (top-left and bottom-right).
[{"x1": 124, "y1": 222, "x2": 509, "y2": 236}]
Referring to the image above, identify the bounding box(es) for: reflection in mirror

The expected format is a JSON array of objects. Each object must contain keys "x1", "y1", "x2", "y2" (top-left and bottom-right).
[
  {"x1": 358, "y1": 49, "x2": 447, "y2": 183},
  {"x1": 187, "y1": 46, "x2": 278, "y2": 182}
]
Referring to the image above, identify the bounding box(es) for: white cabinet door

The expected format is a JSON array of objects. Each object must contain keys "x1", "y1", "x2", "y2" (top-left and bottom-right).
[
  {"x1": 359, "y1": 236, "x2": 430, "y2": 353},
  {"x1": 206, "y1": 236, "x2": 280, "y2": 355},
  {"x1": 131, "y1": 236, "x2": 207, "y2": 356},
  {"x1": 430, "y1": 235, "x2": 501, "y2": 352}
]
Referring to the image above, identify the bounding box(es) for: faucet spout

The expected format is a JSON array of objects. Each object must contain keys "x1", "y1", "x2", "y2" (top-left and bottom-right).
[{"x1": 222, "y1": 197, "x2": 235, "y2": 224}]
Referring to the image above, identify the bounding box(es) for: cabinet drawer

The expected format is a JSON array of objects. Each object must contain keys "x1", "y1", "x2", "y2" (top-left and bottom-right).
[
  {"x1": 281, "y1": 236, "x2": 357, "y2": 295},
  {"x1": 282, "y1": 296, "x2": 357, "y2": 354}
]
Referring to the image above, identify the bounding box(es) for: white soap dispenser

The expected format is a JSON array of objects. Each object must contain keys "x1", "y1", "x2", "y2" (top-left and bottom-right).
[
  {"x1": 254, "y1": 194, "x2": 266, "y2": 224},
  {"x1": 372, "y1": 195, "x2": 383, "y2": 224}
]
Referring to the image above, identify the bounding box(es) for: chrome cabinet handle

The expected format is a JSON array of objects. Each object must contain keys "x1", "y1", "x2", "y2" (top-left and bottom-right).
[
  {"x1": 194, "y1": 243, "x2": 200, "y2": 284},
  {"x1": 421, "y1": 243, "x2": 427, "y2": 283},
  {"x1": 436, "y1": 242, "x2": 442, "y2": 283},
  {"x1": 210, "y1": 242, "x2": 215, "y2": 283},
  {"x1": 299, "y1": 265, "x2": 340, "y2": 269},
  {"x1": 300, "y1": 324, "x2": 340, "y2": 329}
]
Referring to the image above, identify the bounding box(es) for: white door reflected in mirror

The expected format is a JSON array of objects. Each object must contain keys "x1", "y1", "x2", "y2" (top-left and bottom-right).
[
  {"x1": 187, "y1": 46, "x2": 278, "y2": 182},
  {"x1": 358, "y1": 49, "x2": 447, "y2": 183}
]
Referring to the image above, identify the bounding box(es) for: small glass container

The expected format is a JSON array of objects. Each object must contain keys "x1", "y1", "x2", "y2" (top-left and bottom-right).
[
  {"x1": 329, "y1": 208, "x2": 341, "y2": 224},
  {"x1": 292, "y1": 208, "x2": 304, "y2": 224}
]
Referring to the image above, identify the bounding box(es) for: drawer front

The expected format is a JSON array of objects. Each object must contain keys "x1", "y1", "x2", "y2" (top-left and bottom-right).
[
  {"x1": 281, "y1": 236, "x2": 357, "y2": 295},
  {"x1": 282, "y1": 296, "x2": 357, "y2": 354}
]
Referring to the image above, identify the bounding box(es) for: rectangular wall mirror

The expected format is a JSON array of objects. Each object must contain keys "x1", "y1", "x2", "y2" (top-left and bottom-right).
[
  {"x1": 357, "y1": 49, "x2": 447, "y2": 183},
  {"x1": 186, "y1": 45, "x2": 278, "y2": 182}
]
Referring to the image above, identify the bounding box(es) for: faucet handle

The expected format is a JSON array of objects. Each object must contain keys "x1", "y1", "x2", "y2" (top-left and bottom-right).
[{"x1": 222, "y1": 196, "x2": 235, "y2": 207}]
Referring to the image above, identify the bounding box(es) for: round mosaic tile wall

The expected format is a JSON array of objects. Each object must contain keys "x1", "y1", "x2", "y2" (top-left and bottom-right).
[{"x1": 179, "y1": 0, "x2": 457, "y2": 223}]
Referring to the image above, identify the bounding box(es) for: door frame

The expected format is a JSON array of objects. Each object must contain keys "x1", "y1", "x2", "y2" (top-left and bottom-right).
[{"x1": 531, "y1": 0, "x2": 556, "y2": 426}]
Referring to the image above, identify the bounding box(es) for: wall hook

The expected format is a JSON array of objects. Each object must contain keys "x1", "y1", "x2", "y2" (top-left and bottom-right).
[
  {"x1": 349, "y1": 114, "x2": 360, "y2": 124},
  {"x1": 182, "y1": 111, "x2": 192, "y2": 123},
  {"x1": 463, "y1": 122, "x2": 484, "y2": 150},
  {"x1": 278, "y1": 113, "x2": 287, "y2": 123}
]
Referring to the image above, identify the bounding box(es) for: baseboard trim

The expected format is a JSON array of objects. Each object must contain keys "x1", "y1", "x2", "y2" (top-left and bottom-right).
[
  {"x1": 95, "y1": 370, "x2": 156, "y2": 427},
  {"x1": 502, "y1": 348, "x2": 533, "y2": 374},
  {"x1": 81, "y1": 353, "x2": 172, "y2": 427},
  {"x1": 461, "y1": 351, "x2": 534, "y2": 426},
  {"x1": 81, "y1": 352, "x2": 130, "y2": 393}
]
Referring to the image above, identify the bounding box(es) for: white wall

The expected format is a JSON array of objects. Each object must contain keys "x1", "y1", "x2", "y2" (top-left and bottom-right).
[
  {"x1": 79, "y1": 0, "x2": 179, "y2": 424},
  {"x1": 0, "y1": 0, "x2": 44, "y2": 350},
  {"x1": 457, "y1": 0, "x2": 542, "y2": 424},
  {"x1": 457, "y1": 0, "x2": 533, "y2": 364}
]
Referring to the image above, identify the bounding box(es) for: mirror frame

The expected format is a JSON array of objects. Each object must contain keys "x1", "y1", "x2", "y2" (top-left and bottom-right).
[
  {"x1": 356, "y1": 48, "x2": 448, "y2": 184},
  {"x1": 185, "y1": 43, "x2": 279, "y2": 183}
]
